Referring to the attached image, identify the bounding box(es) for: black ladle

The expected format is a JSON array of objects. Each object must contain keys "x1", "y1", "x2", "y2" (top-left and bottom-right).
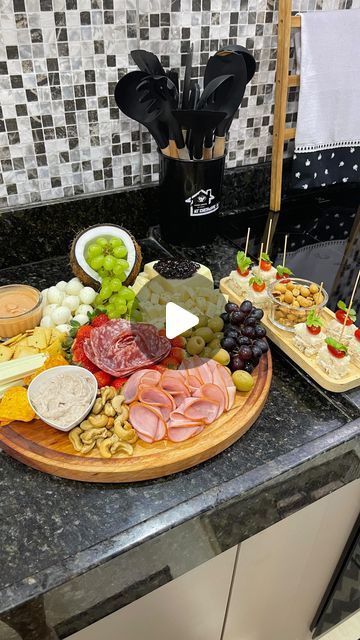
[
  {"x1": 204, "y1": 53, "x2": 247, "y2": 157},
  {"x1": 114, "y1": 71, "x2": 171, "y2": 157},
  {"x1": 172, "y1": 110, "x2": 226, "y2": 160}
]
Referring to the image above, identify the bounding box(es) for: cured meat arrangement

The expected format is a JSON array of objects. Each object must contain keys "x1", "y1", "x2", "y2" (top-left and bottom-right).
[
  {"x1": 83, "y1": 319, "x2": 171, "y2": 377},
  {"x1": 124, "y1": 356, "x2": 236, "y2": 443}
]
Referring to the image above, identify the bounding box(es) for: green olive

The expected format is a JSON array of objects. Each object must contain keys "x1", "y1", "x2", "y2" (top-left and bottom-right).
[
  {"x1": 194, "y1": 326, "x2": 214, "y2": 343},
  {"x1": 208, "y1": 338, "x2": 221, "y2": 351},
  {"x1": 214, "y1": 331, "x2": 224, "y2": 341},
  {"x1": 200, "y1": 346, "x2": 213, "y2": 358},
  {"x1": 196, "y1": 315, "x2": 208, "y2": 328},
  {"x1": 207, "y1": 317, "x2": 224, "y2": 332},
  {"x1": 232, "y1": 370, "x2": 254, "y2": 392},
  {"x1": 181, "y1": 328, "x2": 193, "y2": 338},
  {"x1": 187, "y1": 335, "x2": 206, "y2": 355},
  {"x1": 212, "y1": 348, "x2": 230, "y2": 366}
]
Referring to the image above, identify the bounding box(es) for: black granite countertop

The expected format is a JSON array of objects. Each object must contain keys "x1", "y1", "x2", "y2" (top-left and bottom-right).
[{"x1": 0, "y1": 203, "x2": 360, "y2": 638}]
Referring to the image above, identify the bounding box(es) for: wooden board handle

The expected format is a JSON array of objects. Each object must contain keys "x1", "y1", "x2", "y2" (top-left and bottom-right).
[
  {"x1": 202, "y1": 146, "x2": 213, "y2": 160},
  {"x1": 213, "y1": 136, "x2": 225, "y2": 158},
  {"x1": 161, "y1": 145, "x2": 171, "y2": 157},
  {"x1": 177, "y1": 146, "x2": 190, "y2": 161}
]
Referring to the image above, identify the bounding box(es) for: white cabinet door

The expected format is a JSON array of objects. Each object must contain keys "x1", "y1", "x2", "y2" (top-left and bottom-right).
[
  {"x1": 69, "y1": 545, "x2": 237, "y2": 640},
  {"x1": 223, "y1": 480, "x2": 360, "y2": 640}
]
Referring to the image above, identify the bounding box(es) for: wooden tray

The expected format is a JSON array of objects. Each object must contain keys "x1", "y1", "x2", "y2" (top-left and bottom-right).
[
  {"x1": 0, "y1": 352, "x2": 272, "y2": 482},
  {"x1": 220, "y1": 277, "x2": 360, "y2": 393}
]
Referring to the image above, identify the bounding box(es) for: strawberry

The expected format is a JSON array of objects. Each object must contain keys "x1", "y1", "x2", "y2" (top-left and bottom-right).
[
  {"x1": 94, "y1": 371, "x2": 114, "y2": 387},
  {"x1": 160, "y1": 356, "x2": 179, "y2": 369},
  {"x1": 72, "y1": 341, "x2": 87, "y2": 362},
  {"x1": 148, "y1": 363, "x2": 167, "y2": 373},
  {"x1": 170, "y1": 347, "x2": 186, "y2": 363},
  {"x1": 91, "y1": 313, "x2": 109, "y2": 328},
  {"x1": 158, "y1": 328, "x2": 166, "y2": 337},
  {"x1": 76, "y1": 325, "x2": 92, "y2": 339},
  {"x1": 170, "y1": 336, "x2": 187, "y2": 348},
  {"x1": 112, "y1": 376, "x2": 128, "y2": 391},
  {"x1": 80, "y1": 359, "x2": 99, "y2": 374}
]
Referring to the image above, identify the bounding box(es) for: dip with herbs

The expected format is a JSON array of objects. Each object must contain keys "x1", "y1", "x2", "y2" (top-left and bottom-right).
[{"x1": 30, "y1": 371, "x2": 95, "y2": 427}]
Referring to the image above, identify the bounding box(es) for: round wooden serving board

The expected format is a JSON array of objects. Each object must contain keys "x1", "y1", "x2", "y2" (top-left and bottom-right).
[{"x1": 0, "y1": 353, "x2": 272, "y2": 482}]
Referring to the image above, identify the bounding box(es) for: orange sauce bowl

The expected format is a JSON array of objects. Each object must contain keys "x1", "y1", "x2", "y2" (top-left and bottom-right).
[{"x1": 0, "y1": 284, "x2": 43, "y2": 338}]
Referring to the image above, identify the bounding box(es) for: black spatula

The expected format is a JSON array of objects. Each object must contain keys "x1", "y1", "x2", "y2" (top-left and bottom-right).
[
  {"x1": 172, "y1": 110, "x2": 226, "y2": 160},
  {"x1": 204, "y1": 53, "x2": 247, "y2": 157},
  {"x1": 131, "y1": 49, "x2": 165, "y2": 76},
  {"x1": 114, "y1": 71, "x2": 171, "y2": 157},
  {"x1": 216, "y1": 45, "x2": 256, "y2": 82}
]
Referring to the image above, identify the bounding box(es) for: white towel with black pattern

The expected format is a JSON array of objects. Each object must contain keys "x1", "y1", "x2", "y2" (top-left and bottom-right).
[{"x1": 292, "y1": 8, "x2": 360, "y2": 190}]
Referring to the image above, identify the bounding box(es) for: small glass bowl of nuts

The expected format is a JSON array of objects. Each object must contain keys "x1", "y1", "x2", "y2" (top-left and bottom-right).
[{"x1": 267, "y1": 278, "x2": 328, "y2": 332}]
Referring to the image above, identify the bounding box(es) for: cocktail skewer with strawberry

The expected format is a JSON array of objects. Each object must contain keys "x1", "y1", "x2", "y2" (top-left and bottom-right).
[
  {"x1": 229, "y1": 227, "x2": 254, "y2": 296},
  {"x1": 276, "y1": 235, "x2": 294, "y2": 281},
  {"x1": 252, "y1": 219, "x2": 277, "y2": 283},
  {"x1": 293, "y1": 306, "x2": 325, "y2": 357}
]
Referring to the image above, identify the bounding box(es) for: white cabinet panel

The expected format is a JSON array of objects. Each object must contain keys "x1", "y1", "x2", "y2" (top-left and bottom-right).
[
  {"x1": 68, "y1": 545, "x2": 237, "y2": 640},
  {"x1": 223, "y1": 480, "x2": 360, "y2": 640}
]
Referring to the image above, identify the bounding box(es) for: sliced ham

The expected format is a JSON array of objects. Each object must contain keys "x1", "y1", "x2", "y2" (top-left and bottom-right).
[
  {"x1": 167, "y1": 425, "x2": 204, "y2": 442},
  {"x1": 138, "y1": 386, "x2": 175, "y2": 422},
  {"x1": 129, "y1": 402, "x2": 166, "y2": 443},
  {"x1": 122, "y1": 369, "x2": 161, "y2": 403},
  {"x1": 193, "y1": 383, "x2": 226, "y2": 419},
  {"x1": 215, "y1": 365, "x2": 236, "y2": 411},
  {"x1": 177, "y1": 397, "x2": 220, "y2": 424}
]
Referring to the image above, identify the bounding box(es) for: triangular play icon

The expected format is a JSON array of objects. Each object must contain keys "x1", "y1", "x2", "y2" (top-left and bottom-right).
[{"x1": 165, "y1": 302, "x2": 199, "y2": 340}]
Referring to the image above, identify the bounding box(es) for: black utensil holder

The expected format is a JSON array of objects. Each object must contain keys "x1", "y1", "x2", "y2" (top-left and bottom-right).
[{"x1": 158, "y1": 154, "x2": 225, "y2": 246}]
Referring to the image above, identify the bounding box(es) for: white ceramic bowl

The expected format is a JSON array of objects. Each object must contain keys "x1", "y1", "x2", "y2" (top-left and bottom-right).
[{"x1": 27, "y1": 365, "x2": 97, "y2": 432}]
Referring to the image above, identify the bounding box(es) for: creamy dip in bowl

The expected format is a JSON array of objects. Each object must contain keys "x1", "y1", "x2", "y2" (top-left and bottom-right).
[{"x1": 28, "y1": 366, "x2": 97, "y2": 432}]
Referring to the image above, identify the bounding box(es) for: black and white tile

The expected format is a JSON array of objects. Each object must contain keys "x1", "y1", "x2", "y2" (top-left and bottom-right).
[{"x1": 0, "y1": 0, "x2": 359, "y2": 209}]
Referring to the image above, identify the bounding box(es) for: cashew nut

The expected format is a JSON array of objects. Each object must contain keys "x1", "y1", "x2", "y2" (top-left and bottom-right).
[
  {"x1": 69, "y1": 427, "x2": 83, "y2": 452},
  {"x1": 104, "y1": 401, "x2": 116, "y2": 417},
  {"x1": 98, "y1": 434, "x2": 118, "y2": 458},
  {"x1": 116, "y1": 405, "x2": 129, "y2": 422},
  {"x1": 80, "y1": 441, "x2": 96, "y2": 454},
  {"x1": 107, "y1": 416, "x2": 115, "y2": 428},
  {"x1": 113, "y1": 420, "x2": 137, "y2": 443},
  {"x1": 81, "y1": 427, "x2": 108, "y2": 443},
  {"x1": 88, "y1": 414, "x2": 108, "y2": 428},
  {"x1": 100, "y1": 386, "x2": 116, "y2": 403},
  {"x1": 92, "y1": 398, "x2": 104, "y2": 415},
  {"x1": 80, "y1": 419, "x2": 95, "y2": 431},
  {"x1": 111, "y1": 395, "x2": 124, "y2": 413},
  {"x1": 111, "y1": 440, "x2": 134, "y2": 456}
]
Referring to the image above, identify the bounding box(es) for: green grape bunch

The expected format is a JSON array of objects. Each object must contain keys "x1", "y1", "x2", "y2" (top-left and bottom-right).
[{"x1": 86, "y1": 236, "x2": 142, "y2": 322}]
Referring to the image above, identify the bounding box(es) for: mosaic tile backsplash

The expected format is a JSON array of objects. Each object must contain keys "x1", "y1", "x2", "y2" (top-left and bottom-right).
[{"x1": 0, "y1": 0, "x2": 358, "y2": 210}]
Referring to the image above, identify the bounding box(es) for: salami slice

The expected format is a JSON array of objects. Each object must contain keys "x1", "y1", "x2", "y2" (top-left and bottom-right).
[{"x1": 83, "y1": 320, "x2": 171, "y2": 377}]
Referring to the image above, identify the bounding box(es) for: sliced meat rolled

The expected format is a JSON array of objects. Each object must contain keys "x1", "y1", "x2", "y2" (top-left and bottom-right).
[
  {"x1": 193, "y1": 383, "x2": 226, "y2": 419},
  {"x1": 122, "y1": 369, "x2": 161, "y2": 403},
  {"x1": 214, "y1": 364, "x2": 236, "y2": 411},
  {"x1": 129, "y1": 402, "x2": 166, "y2": 443},
  {"x1": 138, "y1": 386, "x2": 175, "y2": 422},
  {"x1": 167, "y1": 424, "x2": 204, "y2": 442},
  {"x1": 175, "y1": 397, "x2": 220, "y2": 425}
]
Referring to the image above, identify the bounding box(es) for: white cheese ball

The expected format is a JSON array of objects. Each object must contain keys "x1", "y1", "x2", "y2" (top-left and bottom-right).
[
  {"x1": 62, "y1": 295, "x2": 80, "y2": 312},
  {"x1": 79, "y1": 287, "x2": 96, "y2": 305},
  {"x1": 47, "y1": 286, "x2": 64, "y2": 305},
  {"x1": 73, "y1": 313, "x2": 89, "y2": 326},
  {"x1": 43, "y1": 303, "x2": 59, "y2": 317},
  {"x1": 56, "y1": 323, "x2": 71, "y2": 334},
  {"x1": 65, "y1": 278, "x2": 83, "y2": 295},
  {"x1": 56, "y1": 280, "x2": 68, "y2": 291},
  {"x1": 51, "y1": 306, "x2": 72, "y2": 325},
  {"x1": 42, "y1": 288, "x2": 48, "y2": 304},
  {"x1": 40, "y1": 315, "x2": 55, "y2": 328},
  {"x1": 77, "y1": 304, "x2": 93, "y2": 316}
]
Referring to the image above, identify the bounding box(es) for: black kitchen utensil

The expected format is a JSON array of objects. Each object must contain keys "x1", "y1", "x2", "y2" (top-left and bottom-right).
[
  {"x1": 216, "y1": 45, "x2": 256, "y2": 82},
  {"x1": 172, "y1": 110, "x2": 226, "y2": 160},
  {"x1": 131, "y1": 49, "x2": 165, "y2": 76},
  {"x1": 196, "y1": 74, "x2": 234, "y2": 159},
  {"x1": 189, "y1": 80, "x2": 200, "y2": 109},
  {"x1": 204, "y1": 52, "x2": 247, "y2": 157},
  {"x1": 114, "y1": 71, "x2": 171, "y2": 157},
  {"x1": 137, "y1": 75, "x2": 189, "y2": 159},
  {"x1": 168, "y1": 69, "x2": 179, "y2": 97},
  {"x1": 181, "y1": 44, "x2": 193, "y2": 109}
]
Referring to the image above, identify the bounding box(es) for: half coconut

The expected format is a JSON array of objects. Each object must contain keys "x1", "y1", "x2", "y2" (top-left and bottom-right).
[{"x1": 70, "y1": 224, "x2": 142, "y2": 289}]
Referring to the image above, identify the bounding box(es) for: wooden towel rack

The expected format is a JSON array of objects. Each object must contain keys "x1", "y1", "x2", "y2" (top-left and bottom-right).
[{"x1": 270, "y1": 0, "x2": 301, "y2": 212}]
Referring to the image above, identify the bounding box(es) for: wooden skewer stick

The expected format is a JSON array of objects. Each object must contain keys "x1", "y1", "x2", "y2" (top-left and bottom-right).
[
  {"x1": 259, "y1": 242, "x2": 264, "y2": 262},
  {"x1": 339, "y1": 269, "x2": 360, "y2": 342},
  {"x1": 319, "y1": 282, "x2": 323, "y2": 298},
  {"x1": 282, "y1": 235, "x2": 288, "y2": 268},
  {"x1": 265, "y1": 218, "x2": 272, "y2": 255},
  {"x1": 244, "y1": 227, "x2": 250, "y2": 256}
]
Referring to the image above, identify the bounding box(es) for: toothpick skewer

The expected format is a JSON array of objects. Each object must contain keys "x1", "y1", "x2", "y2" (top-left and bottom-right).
[
  {"x1": 339, "y1": 269, "x2": 360, "y2": 341},
  {"x1": 244, "y1": 227, "x2": 250, "y2": 256},
  {"x1": 319, "y1": 282, "x2": 323, "y2": 298},
  {"x1": 265, "y1": 218, "x2": 272, "y2": 255},
  {"x1": 282, "y1": 235, "x2": 288, "y2": 268},
  {"x1": 259, "y1": 242, "x2": 264, "y2": 262}
]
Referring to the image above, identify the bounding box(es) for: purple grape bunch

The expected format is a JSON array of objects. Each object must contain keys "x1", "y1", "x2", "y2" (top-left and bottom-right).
[{"x1": 220, "y1": 300, "x2": 269, "y2": 373}]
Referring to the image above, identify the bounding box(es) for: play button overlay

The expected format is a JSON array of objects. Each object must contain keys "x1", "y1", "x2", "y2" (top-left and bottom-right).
[{"x1": 165, "y1": 302, "x2": 199, "y2": 340}]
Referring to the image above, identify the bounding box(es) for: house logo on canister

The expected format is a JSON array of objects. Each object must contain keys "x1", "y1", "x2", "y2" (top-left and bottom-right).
[{"x1": 185, "y1": 188, "x2": 219, "y2": 217}]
